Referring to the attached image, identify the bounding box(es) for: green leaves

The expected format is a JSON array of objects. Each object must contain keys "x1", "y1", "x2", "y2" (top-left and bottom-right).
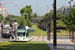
[
  {"x1": 56, "y1": 12, "x2": 62, "y2": 20},
  {"x1": 63, "y1": 4, "x2": 75, "y2": 31},
  {"x1": 19, "y1": 5, "x2": 33, "y2": 27},
  {"x1": 5, "y1": 15, "x2": 19, "y2": 23},
  {"x1": 0, "y1": 15, "x2": 3, "y2": 22}
]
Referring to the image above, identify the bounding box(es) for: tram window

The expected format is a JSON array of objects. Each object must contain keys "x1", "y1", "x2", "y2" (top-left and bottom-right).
[
  {"x1": 18, "y1": 32, "x2": 25, "y2": 36},
  {"x1": 17, "y1": 26, "x2": 25, "y2": 29}
]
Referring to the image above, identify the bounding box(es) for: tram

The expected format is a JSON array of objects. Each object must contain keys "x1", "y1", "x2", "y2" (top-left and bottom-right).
[{"x1": 15, "y1": 26, "x2": 35, "y2": 41}]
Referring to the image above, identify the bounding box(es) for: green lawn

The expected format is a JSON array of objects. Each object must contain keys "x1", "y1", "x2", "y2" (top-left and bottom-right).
[
  {"x1": 0, "y1": 41, "x2": 51, "y2": 50},
  {"x1": 0, "y1": 41, "x2": 25, "y2": 50},
  {"x1": 11, "y1": 41, "x2": 51, "y2": 50},
  {"x1": 32, "y1": 24, "x2": 69, "y2": 36},
  {"x1": 29, "y1": 41, "x2": 51, "y2": 50},
  {"x1": 32, "y1": 25, "x2": 47, "y2": 36}
]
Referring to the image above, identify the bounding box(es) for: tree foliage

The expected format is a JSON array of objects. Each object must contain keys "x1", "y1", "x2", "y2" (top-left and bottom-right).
[
  {"x1": 5, "y1": 15, "x2": 19, "y2": 23},
  {"x1": 0, "y1": 15, "x2": 3, "y2": 22},
  {"x1": 33, "y1": 12, "x2": 37, "y2": 17},
  {"x1": 19, "y1": 5, "x2": 33, "y2": 27},
  {"x1": 20, "y1": 5, "x2": 33, "y2": 19},
  {"x1": 56, "y1": 12, "x2": 62, "y2": 20},
  {"x1": 63, "y1": 4, "x2": 75, "y2": 31}
]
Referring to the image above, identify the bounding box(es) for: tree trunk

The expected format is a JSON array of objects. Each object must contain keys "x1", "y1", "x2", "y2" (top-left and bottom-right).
[
  {"x1": 48, "y1": 29, "x2": 51, "y2": 41},
  {"x1": 69, "y1": 31, "x2": 71, "y2": 39},
  {"x1": 72, "y1": 32, "x2": 74, "y2": 42},
  {"x1": 1, "y1": 24, "x2": 3, "y2": 38}
]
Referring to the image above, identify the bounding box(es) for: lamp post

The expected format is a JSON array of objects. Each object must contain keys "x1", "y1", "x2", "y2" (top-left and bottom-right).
[
  {"x1": 53, "y1": 0, "x2": 57, "y2": 48},
  {"x1": 68, "y1": 0, "x2": 73, "y2": 8}
]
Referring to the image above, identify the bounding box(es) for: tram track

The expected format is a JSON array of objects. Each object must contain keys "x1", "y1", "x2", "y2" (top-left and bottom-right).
[
  {"x1": 9, "y1": 30, "x2": 45, "y2": 50},
  {"x1": 27, "y1": 31, "x2": 44, "y2": 50},
  {"x1": 9, "y1": 30, "x2": 41, "y2": 50},
  {"x1": 9, "y1": 42, "x2": 25, "y2": 50},
  {"x1": 27, "y1": 31, "x2": 41, "y2": 50}
]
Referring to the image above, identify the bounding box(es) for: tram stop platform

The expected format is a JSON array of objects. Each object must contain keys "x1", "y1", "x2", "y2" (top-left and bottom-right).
[{"x1": 46, "y1": 39, "x2": 75, "y2": 50}]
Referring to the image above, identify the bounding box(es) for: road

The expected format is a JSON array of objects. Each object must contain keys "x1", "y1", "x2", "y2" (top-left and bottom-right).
[{"x1": 0, "y1": 25, "x2": 14, "y2": 42}]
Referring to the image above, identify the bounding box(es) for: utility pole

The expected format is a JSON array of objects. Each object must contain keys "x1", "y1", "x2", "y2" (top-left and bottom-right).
[{"x1": 53, "y1": 0, "x2": 57, "y2": 48}]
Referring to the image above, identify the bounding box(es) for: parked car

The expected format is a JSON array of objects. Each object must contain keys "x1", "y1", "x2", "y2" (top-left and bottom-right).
[
  {"x1": 2, "y1": 33, "x2": 14, "y2": 39},
  {"x1": 8, "y1": 26, "x2": 10, "y2": 29}
]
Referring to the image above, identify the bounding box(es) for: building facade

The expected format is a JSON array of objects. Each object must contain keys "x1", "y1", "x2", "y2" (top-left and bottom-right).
[
  {"x1": 0, "y1": 7, "x2": 8, "y2": 20},
  {"x1": 50, "y1": 6, "x2": 71, "y2": 15}
]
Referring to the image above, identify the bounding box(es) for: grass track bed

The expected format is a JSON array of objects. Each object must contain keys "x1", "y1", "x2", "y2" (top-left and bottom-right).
[
  {"x1": 32, "y1": 25, "x2": 47, "y2": 36},
  {"x1": 0, "y1": 41, "x2": 51, "y2": 50},
  {"x1": 11, "y1": 41, "x2": 51, "y2": 50},
  {"x1": 0, "y1": 41, "x2": 25, "y2": 50}
]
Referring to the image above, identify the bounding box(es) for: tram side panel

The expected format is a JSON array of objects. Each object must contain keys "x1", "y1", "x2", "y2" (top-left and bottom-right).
[{"x1": 26, "y1": 28, "x2": 35, "y2": 40}]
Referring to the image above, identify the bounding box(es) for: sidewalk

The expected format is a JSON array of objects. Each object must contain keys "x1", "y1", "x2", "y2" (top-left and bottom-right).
[
  {"x1": 46, "y1": 39, "x2": 75, "y2": 50},
  {"x1": 0, "y1": 38, "x2": 10, "y2": 42}
]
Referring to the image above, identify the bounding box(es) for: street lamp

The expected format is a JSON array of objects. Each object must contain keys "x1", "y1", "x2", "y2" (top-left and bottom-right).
[{"x1": 68, "y1": 0, "x2": 73, "y2": 8}]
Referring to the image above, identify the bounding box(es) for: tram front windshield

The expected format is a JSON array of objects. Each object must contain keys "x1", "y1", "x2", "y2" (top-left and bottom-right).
[{"x1": 18, "y1": 32, "x2": 25, "y2": 36}]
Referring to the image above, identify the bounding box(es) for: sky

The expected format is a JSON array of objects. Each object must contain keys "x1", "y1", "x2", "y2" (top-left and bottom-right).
[{"x1": 0, "y1": 0, "x2": 75, "y2": 16}]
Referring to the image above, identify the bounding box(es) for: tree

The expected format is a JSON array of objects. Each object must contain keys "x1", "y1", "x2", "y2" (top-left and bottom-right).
[
  {"x1": 63, "y1": 4, "x2": 75, "y2": 42},
  {"x1": 33, "y1": 12, "x2": 37, "y2": 17},
  {"x1": 0, "y1": 15, "x2": 3, "y2": 22},
  {"x1": 19, "y1": 5, "x2": 33, "y2": 27},
  {"x1": 20, "y1": 5, "x2": 33, "y2": 19},
  {"x1": 18, "y1": 16, "x2": 24, "y2": 26},
  {"x1": 5, "y1": 15, "x2": 19, "y2": 23},
  {"x1": 56, "y1": 12, "x2": 62, "y2": 20}
]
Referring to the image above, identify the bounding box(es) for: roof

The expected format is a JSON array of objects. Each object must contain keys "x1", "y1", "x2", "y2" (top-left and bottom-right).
[{"x1": 56, "y1": 8, "x2": 61, "y2": 11}]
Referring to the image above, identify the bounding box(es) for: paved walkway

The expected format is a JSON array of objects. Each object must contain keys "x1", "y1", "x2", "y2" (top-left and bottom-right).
[
  {"x1": 0, "y1": 38, "x2": 10, "y2": 42},
  {"x1": 46, "y1": 39, "x2": 75, "y2": 50}
]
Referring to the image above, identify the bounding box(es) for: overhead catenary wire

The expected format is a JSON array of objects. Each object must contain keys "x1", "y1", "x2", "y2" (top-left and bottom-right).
[{"x1": 12, "y1": 0, "x2": 20, "y2": 10}]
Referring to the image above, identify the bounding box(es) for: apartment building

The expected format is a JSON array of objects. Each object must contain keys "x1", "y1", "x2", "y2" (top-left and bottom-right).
[
  {"x1": 0, "y1": 7, "x2": 8, "y2": 20},
  {"x1": 50, "y1": 6, "x2": 72, "y2": 15}
]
